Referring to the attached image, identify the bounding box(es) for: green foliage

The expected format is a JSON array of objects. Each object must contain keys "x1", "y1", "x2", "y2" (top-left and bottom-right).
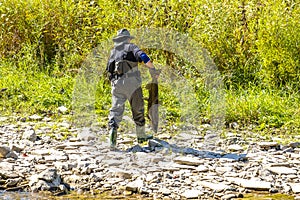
[{"x1": 1, "y1": 0, "x2": 300, "y2": 132}]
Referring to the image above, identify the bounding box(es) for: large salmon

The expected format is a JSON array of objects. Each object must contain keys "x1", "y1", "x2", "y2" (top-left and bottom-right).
[{"x1": 146, "y1": 70, "x2": 160, "y2": 133}]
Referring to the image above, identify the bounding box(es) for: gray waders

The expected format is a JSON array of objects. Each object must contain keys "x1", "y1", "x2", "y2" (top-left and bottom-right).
[{"x1": 108, "y1": 72, "x2": 152, "y2": 148}]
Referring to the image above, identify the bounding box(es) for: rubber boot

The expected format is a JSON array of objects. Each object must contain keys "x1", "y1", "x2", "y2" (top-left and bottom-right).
[
  {"x1": 136, "y1": 125, "x2": 153, "y2": 143},
  {"x1": 109, "y1": 128, "x2": 117, "y2": 149}
]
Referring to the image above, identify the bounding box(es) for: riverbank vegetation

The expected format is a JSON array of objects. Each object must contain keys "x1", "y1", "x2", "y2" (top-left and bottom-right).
[{"x1": 1, "y1": 0, "x2": 299, "y2": 135}]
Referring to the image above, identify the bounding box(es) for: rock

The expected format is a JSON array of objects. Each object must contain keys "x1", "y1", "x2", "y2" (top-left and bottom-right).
[
  {"x1": 109, "y1": 168, "x2": 133, "y2": 179},
  {"x1": 181, "y1": 189, "x2": 203, "y2": 199},
  {"x1": 266, "y1": 166, "x2": 297, "y2": 175},
  {"x1": 195, "y1": 165, "x2": 209, "y2": 172},
  {"x1": 5, "y1": 178, "x2": 22, "y2": 187},
  {"x1": 258, "y1": 142, "x2": 279, "y2": 150},
  {"x1": 173, "y1": 156, "x2": 203, "y2": 166},
  {"x1": 126, "y1": 179, "x2": 143, "y2": 192},
  {"x1": 290, "y1": 184, "x2": 300, "y2": 193},
  {"x1": 199, "y1": 181, "x2": 230, "y2": 192},
  {"x1": 126, "y1": 145, "x2": 146, "y2": 153},
  {"x1": 28, "y1": 114, "x2": 42, "y2": 121},
  {"x1": 6, "y1": 151, "x2": 18, "y2": 159},
  {"x1": 221, "y1": 194, "x2": 236, "y2": 200},
  {"x1": 289, "y1": 142, "x2": 300, "y2": 148},
  {"x1": 29, "y1": 168, "x2": 62, "y2": 192},
  {"x1": 0, "y1": 146, "x2": 10, "y2": 158},
  {"x1": 232, "y1": 178, "x2": 272, "y2": 191},
  {"x1": 58, "y1": 106, "x2": 68, "y2": 114},
  {"x1": 228, "y1": 144, "x2": 244, "y2": 151},
  {"x1": 0, "y1": 117, "x2": 8, "y2": 122},
  {"x1": 269, "y1": 188, "x2": 278, "y2": 193},
  {"x1": 159, "y1": 187, "x2": 171, "y2": 195},
  {"x1": 22, "y1": 129, "x2": 37, "y2": 142},
  {"x1": 77, "y1": 128, "x2": 96, "y2": 141},
  {"x1": 295, "y1": 196, "x2": 300, "y2": 200},
  {"x1": 11, "y1": 145, "x2": 23, "y2": 153}
]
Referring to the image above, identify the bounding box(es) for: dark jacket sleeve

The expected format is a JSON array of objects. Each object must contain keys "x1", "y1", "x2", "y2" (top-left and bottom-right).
[{"x1": 128, "y1": 44, "x2": 145, "y2": 62}]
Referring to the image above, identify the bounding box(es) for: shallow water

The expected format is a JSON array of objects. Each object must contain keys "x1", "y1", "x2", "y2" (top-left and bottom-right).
[{"x1": 0, "y1": 191, "x2": 295, "y2": 200}]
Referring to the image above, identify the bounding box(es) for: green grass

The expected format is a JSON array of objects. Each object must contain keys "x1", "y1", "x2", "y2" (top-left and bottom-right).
[{"x1": 1, "y1": 59, "x2": 300, "y2": 139}]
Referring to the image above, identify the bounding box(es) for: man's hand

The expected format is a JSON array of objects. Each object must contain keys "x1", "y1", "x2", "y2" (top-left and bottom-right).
[{"x1": 149, "y1": 68, "x2": 161, "y2": 79}]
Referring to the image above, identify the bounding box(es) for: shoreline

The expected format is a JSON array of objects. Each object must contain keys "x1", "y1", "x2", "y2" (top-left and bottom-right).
[{"x1": 0, "y1": 115, "x2": 300, "y2": 199}]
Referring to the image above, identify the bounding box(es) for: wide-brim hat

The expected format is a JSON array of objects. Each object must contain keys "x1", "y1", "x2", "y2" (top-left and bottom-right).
[{"x1": 113, "y1": 28, "x2": 135, "y2": 42}]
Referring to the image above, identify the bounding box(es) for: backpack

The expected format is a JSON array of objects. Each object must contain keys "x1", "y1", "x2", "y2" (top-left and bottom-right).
[{"x1": 106, "y1": 44, "x2": 133, "y2": 78}]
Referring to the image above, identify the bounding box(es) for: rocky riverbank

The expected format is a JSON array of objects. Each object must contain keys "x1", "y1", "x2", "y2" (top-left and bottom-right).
[{"x1": 0, "y1": 115, "x2": 300, "y2": 200}]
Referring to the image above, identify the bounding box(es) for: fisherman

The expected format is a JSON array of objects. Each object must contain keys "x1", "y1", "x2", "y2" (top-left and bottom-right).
[{"x1": 106, "y1": 28, "x2": 159, "y2": 149}]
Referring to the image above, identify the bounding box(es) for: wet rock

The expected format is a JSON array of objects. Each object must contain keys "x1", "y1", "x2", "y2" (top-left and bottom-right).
[{"x1": 29, "y1": 168, "x2": 64, "y2": 192}]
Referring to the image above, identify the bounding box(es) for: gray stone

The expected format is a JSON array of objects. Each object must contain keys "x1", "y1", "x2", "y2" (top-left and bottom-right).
[
  {"x1": 228, "y1": 144, "x2": 244, "y2": 151},
  {"x1": 195, "y1": 165, "x2": 209, "y2": 172},
  {"x1": 5, "y1": 178, "x2": 22, "y2": 187},
  {"x1": 77, "y1": 128, "x2": 97, "y2": 141},
  {"x1": 181, "y1": 189, "x2": 203, "y2": 199},
  {"x1": 11, "y1": 145, "x2": 23, "y2": 153},
  {"x1": 290, "y1": 184, "x2": 300, "y2": 193},
  {"x1": 199, "y1": 181, "x2": 229, "y2": 192},
  {"x1": 126, "y1": 179, "x2": 143, "y2": 192},
  {"x1": 29, "y1": 114, "x2": 43, "y2": 121},
  {"x1": 266, "y1": 166, "x2": 297, "y2": 175},
  {"x1": 6, "y1": 151, "x2": 18, "y2": 159},
  {"x1": 58, "y1": 106, "x2": 68, "y2": 114},
  {"x1": 289, "y1": 142, "x2": 300, "y2": 148},
  {"x1": 173, "y1": 156, "x2": 203, "y2": 166},
  {"x1": 109, "y1": 168, "x2": 133, "y2": 179},
  {"x1": 227, "y1": 177, "x2": 271, "y2": 190},
  {"x1": 258, "y1": 142, "x2": 279, "y2": 149},
  {"x1": 159, "y1": 187, "x2": 171, "y2": 195},
  {"x1": 0, "y1": 146, "x2": 10, "y2": 158},
  {"x1": 295, "y1": 196, "x2": 300, "y2": 200},
  {"x1": 221, "y1": 194, "x2": 237, "y2": 200},
  {"x1": 22, "y1": 129, "x2": 37, "y2": 142}
]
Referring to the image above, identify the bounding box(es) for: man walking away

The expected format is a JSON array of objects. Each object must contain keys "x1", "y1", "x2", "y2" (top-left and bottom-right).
[{"x1": 106, "y1": 28, "x2": 159, "y2": 149}]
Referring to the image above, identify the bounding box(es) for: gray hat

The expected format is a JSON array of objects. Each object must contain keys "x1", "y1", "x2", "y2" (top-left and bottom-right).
[{"x1": 113, "y1": 29, "x2": 134, "y2": 42}]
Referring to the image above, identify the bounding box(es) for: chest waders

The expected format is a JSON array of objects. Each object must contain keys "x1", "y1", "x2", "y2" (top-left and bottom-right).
[{"x1": 108, "y1": 43, "x2": 153, "y2": 149}]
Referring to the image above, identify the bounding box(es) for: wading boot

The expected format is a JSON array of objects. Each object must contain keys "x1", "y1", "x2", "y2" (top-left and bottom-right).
[
  {"x1": 136, "y1": 125, "x2": 153, "y2": 144},
  {"x1": 109, "y1": 128, "x2": 117, "y2": 149}
]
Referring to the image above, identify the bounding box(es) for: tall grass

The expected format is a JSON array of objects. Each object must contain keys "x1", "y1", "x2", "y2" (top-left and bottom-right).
[{"x1": 1, "y1": 0, "x2": 300, "y2": 134}]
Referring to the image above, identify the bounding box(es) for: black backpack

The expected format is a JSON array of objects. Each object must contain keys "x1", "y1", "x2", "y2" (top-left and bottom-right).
[{"x1": 106, "y1": 44, "x2": 134, "y2": 79}]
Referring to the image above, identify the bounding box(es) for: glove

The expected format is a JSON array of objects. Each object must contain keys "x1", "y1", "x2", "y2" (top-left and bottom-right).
[{"x1": 149, "y1": 68, "x2": 160, "y2": 79}]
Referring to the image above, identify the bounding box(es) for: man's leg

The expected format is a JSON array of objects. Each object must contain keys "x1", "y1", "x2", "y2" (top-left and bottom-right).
[
  {"x1": 129, "y1": 87, "x2": 153, "y2": 143},
  {"x1": 108, "y1": 92, "x2": 126, "y2": 148}
]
